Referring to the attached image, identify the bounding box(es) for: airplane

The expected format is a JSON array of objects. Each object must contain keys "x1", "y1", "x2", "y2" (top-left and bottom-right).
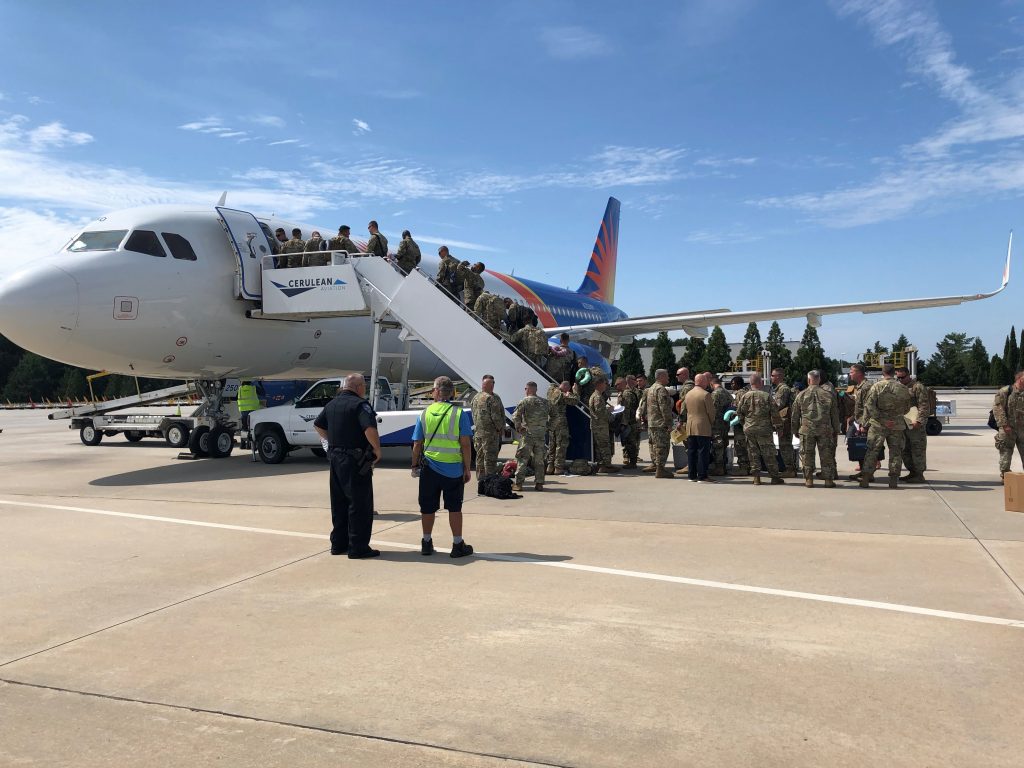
[{"x1": 0, "y1": 196, "x2": 1011, "y2": 435}]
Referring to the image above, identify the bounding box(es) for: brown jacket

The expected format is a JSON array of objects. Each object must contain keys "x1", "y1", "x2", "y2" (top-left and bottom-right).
[{"x1": 683, "y1": 387, "x2": 715, "y2": 437}]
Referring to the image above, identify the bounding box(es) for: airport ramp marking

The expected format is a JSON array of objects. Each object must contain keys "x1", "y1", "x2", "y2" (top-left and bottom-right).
[{"x1": 3, "y1": 498, "x2": 1023, "y2": 630}]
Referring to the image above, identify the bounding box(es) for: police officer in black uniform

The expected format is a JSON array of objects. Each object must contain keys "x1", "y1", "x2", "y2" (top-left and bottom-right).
[{"x1": 314, "y1": 374, "x2": 382, "y2": 559}]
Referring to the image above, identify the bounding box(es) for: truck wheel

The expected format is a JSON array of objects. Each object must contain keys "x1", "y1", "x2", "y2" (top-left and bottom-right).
[
  {"x1": 164, "y1": 422, "x2": 190, "y2": 448},
  {"x1": 125, "y1": 431, "x2": 144, "y2": 443},
  {"x1": 80, "y1": 424, "x2": 102, "y2": 446},
  {"x1": 257, "y1": 429, "x2": 288, "y2": 464},
  {"x1": 189, "y1": 425, "x2": 211, "y2": 457},
  {"x1": 209, "y1": 426, "x2": 234, "y2": 458},
  {"x1": 311, "y1": 447, "x2": 327, "y2": 459},
  {"x1": 926, "y1": 417, "x2": 942, "y2": 436}
]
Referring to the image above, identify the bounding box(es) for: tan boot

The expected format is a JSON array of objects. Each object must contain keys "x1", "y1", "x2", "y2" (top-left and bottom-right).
[
  {"x1": 859, "y1": 473, "x2": 873, "y2": 488},
  {"x1": 512, "y1": 483, "x2": 523, "y2": 492},
  {"x1": 804, "y1": 474, "x2": 814, "y2": 488},
  {"x1": 545, "y1": 465, "x2": 555, "y2": 475},
  {"x1": 770, "y1": 477, "x2": 785, "y2": 485},
  {"x1": 824, "y1": 479, "x2": 836, "y2": 488},
  {"x1": 781, "y1": 469, "x2": 797, "y2": 478},
  {"x1": 535, "y1": 484, "x2": 544, "y2": 491},
  {"x1": 655, "y1": 467, "x2": 673, "y2": 478},
  {"x1": 903, "y1": 473, "x2": 925, "y2": 484},
  {"x1": 598, "y1": 465, "x2": 620, "y2": 474},
  {"x1": 642, "y1": 465, "x2": 657, "y2": 473},
  {"x1": 752, "y1": 473, "x2": 761, "y2": 486}
]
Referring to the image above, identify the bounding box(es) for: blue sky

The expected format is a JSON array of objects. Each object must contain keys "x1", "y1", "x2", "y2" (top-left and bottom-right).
[{"x1": 1, "y1": 0, "x2": 1022, "y2": 362}]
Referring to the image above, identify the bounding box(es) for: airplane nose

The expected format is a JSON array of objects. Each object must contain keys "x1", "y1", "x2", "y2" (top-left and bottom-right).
[{"x1": 0, "y1": 265, "x2": 79, "y2": 355}]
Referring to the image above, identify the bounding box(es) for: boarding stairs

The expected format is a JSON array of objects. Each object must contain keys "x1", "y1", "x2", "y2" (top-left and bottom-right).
[{"x1": 255, "y1": 252, "x2": 592, "y2": 459}]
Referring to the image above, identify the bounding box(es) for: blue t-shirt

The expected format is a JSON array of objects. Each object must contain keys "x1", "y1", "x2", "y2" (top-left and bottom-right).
[{"x1": 412, "y1": 402, "x2": 474, "y2": 477}]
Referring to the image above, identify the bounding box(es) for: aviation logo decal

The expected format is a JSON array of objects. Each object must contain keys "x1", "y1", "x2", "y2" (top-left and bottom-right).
[
  {"x1": 271, "y1": 278, "x2": 348, "y2": 298},
  {"x1": 300, "y1": 414, "x2": 317, "y2": 422}
]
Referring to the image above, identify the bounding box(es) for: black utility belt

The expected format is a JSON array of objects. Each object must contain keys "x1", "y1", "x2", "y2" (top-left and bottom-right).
[{"x1": 330, "y1": 447, "x2": 367, "y2": 454}]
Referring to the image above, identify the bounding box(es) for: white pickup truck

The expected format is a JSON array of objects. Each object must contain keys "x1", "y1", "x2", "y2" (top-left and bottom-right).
[{"x1": 248, "y1": 377, "x2": 423, "y2": 463}]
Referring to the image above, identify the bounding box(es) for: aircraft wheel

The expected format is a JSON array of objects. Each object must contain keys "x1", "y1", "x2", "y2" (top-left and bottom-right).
[
  {"x1": 189, "y1": 425, "x2": 211, "y2": 457},
  {"x1": 925, "y1": 417, "x2": 942, "y2": 436},
  {"x1": 80, "y1": 424, "x2": 102, "y2": 446},
  {"x1": 209, "y1": 426, "x2": 234, "y2": 458},
  {"x1": 125, "y1": 431, "x2": 144, "y2": 443},
  {"x1": 164, "y1": 422, "x2": 191, "y2": 448},
  {"x1": 257, "y1": 429, "x2": 288, "y2": 464},
  {"x1": 310, "y1": 446, "x2": 327, "y2": 459}
]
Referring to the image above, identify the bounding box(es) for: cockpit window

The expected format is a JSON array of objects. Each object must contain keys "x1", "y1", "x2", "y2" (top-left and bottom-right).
[
  {"x1": 162, "y1": 232, "x2": 197, "y2": 261},
  {"x1": 125, "y1": 230, "x2": 167, "y2": 258},
  {"x1": 67, "y1": 230, "x2": 128, "y2": 252}
]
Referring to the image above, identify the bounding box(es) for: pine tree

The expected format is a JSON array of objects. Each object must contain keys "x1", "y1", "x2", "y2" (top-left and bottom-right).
[
  {"x1": 648, "y1": 331, "x2": 677, "y2": 380},
  {"x1": 616, "y1": 342, "x2": 645, "y2": 377},
  {"x1": 1017, "y1": 327, "x2": 1024, "y2": 374},
  {"x1": 921, "y1": 332, "x2": 973, "y2": 387},
  {"x1": 764, "y1": 321, "x2": 792, "y2": 379},
  {"x1": 2, "y1": 353, "x2": 53, "y2": 401},
  {"x1": 56, "y1": 368, "x2": 89, "y2": 401},
  {"x1": 990, "y1": 354, "x2": 1009, "y2": 387},
  {"x1": 680, "y1": 336, "x2": 706, "y2": 370},
  {"x1": 791, "y1": 323, "x2": 826, "y2": 381},
  {"x1": 1005, "y1": 326, "x2": 1019, "y2": 381},
  {"x1": 966, "y1": 338, "x2": 990, "y2": 385},
  {"x1": 738, "y1": 322, "x2": 762, "y2": 362},
  {"x1": 696, "y1": 326, "x2": 731, "y2": 373},
  {"x1": 890, "y1": 334, "x2": 910, "y2": 355}
]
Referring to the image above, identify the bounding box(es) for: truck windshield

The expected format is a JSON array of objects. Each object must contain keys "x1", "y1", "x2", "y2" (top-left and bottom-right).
[{"x1": 67, "y1": 230, "x2": 128, "y2": 252}]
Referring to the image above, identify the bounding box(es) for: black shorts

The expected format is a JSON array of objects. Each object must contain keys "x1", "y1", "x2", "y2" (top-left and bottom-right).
[{"x1": 418, "y1": 462, "x2": 465, "y2": 514}]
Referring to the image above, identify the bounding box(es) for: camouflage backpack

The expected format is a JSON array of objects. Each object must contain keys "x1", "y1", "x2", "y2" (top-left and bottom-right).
[
  {"x1": 569, "y1": 458, "x2": 592, "y2": 475},
  {"x1": 528, "y1": 328, "x2": 550, "y2": 357},
  {"x1": 877, "y1": 381, "x2": 909, "y2": 415}
]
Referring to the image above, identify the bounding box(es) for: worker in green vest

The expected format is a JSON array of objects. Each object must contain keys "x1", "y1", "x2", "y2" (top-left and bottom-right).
[
  {"x1": 410, "y1": 375, "x2": 474, "y2": 558},
  {"x1": 237, "y1": 380, "x2": 263, "y2": 448}
]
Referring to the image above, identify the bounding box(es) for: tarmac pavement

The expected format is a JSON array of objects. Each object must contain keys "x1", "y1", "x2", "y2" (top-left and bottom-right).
[{"x1": 1, "y1": 393, "x2": 1023, "y2": 767}]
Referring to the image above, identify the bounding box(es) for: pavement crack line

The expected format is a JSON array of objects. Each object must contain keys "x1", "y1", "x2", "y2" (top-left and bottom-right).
[
  {"x1": 0, "y1": 547, "x2": 329, "y2": 670},
  {"x1": 927, "y1": 483, "x2": 1024, "y2": 600},
  {"x1": 0, "y1": 678, "x2": 573, "y2": 768},
  {"x1": 3, "y1": 498, "x2": 1024, "y2": 629}
]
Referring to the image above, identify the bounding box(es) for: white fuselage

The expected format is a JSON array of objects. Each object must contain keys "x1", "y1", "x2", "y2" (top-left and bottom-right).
[{"x1": 0, "y1": 205, "x2": 610, "y2": 381}]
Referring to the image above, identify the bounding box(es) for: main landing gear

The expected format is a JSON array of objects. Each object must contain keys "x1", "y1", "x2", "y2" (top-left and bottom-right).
[{"x1": 186, "y1": 381, "x2": 237, "y2": 459}]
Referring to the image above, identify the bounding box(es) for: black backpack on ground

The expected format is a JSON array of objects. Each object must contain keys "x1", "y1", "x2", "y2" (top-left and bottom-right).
[{"x1": 478, "y1": 473, "x2": 517, "y2": 499}]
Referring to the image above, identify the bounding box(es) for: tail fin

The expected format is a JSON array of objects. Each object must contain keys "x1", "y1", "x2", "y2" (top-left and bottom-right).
[{"x1": 575, "y1": 196, "x2": 620, "y2": 304}]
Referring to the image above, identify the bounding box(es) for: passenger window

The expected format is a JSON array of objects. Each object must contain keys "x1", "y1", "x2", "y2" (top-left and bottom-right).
[
  {"x1": 125, "y1": 230, "x2": 166, "y2": 257},
  {"x1": 162, "y1": 232, "x2": 198, "y2": 261},
  {"x1": 67, "y1": 230, "x2": 128, "y2": 252}
]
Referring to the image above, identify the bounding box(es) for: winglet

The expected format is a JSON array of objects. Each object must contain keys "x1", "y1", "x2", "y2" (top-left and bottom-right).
[
  {"x1": 1002, "y1": 230, "x2": 1012, "y2": 290},
  {"x1": 216, "y1": 191, "x2": 228, "y2": 206}
]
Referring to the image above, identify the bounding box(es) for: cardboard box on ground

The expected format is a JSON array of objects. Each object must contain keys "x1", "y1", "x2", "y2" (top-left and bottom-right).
[{"x1": 1006, "y1": 472, "x2": 1024, "y2": 513}]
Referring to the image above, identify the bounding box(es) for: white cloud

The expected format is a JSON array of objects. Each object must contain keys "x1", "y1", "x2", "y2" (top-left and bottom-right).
[
  {"x1": 0, "y1": 207, "x2": 91, "y2": 278},
  {"x1": 352, "y1": 119, "x2": 371, "y2": 135},
  {"x1": 539, "y1": 26, "x2": 611, "y2": 60},
  {"x1": 27, "y1": 96, "x2": 47, "y2": 105},
  {"x1": 402, "y1": 233, "x2": 503, "y2": 254},
  {"x1": 758, "y1": 1, "x2": 1024, "y2": 227},
  {"x1": 28, "y1": 122, "x2": 93, "y2": 150},
  {"x1": 216, "y1": 131, "x2": 247, "y2": 139},
  {"x1": 178, "y1": 117, "x2": 225, "y2": 133},
  {"x1": 267, "y1": 138, "x2": 300, "y2": 146},
  {"x1": 685, "y1": 228, "x2": 763, "y2": 246},
  {"x1": 248, "y1": 114, "x2": 285, "y2": 128}
]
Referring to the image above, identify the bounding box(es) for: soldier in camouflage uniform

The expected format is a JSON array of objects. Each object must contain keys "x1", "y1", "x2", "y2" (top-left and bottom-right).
[
  {"x1": 511, "y1": 323, "x2": 550, "y2": 368},
  {"x1": 473, "y1": 292, "x2": 506, "y2": 335},
  {"x1": 674, "y1": 367, "x2": 695, "y2": 421},
  {"x1": 545, "y1": 332, "x2": 576, "y2": 385},
  {"x1": 395, "y1": 230, "x2": 421, "y2": 274},
  {"x1": 729, "y1": 376, "x2": 750, "y2": 475},
  {"x1": 454, "y1": 261, "x2": 472, "y2": 303},
  {"x1": 435, "y1": 246, "x2": 460, "y2": 299},
  {"x1": 365, "y1": 220, "x2": 388, "y2": 259},
  {"x1": 327, "y1": 225, "x2": 358, "y2": 258},
  {"x1": 462, "y1": 263, "x2": 485, "y2": 309},
  {"x1": 848, "y1": 362, "x2": 874, "y2": 480},
  {"x1": 545, "y1": 381, "x2": 579, "y2": 475},
  {"x1": 644, "y1": 369, "x2": 675, "y2": 478},
  {"x1": 709, "y1": 374, "x2": 732, "y2": 476},
  {"x1": 859, "y1": 364, "x2": 912, "y2": 489},
  {"x1": 281, "y1": 228, "x2": 306, "y2": 268},
  {"x1": 820, "y1": 375, "x2": 841, "y2": 481},
  {"x1": 770, "y1": 367, "x2": 797, "y2": 477},
  {"x1": 301, "y1": 231, "x2": 328, "y2": 267},
  {"x1": 896, "y1": 367, "x2": 931, "y2": 484},
  {"x1": 470, "y1": 374, "x2": 505, "y2": 480},
  {"x1": 589, "y1": 380, "x2": 619, "y2": 473},
  {"x1": 618, "y1": 375, "x2": 641, "y2": 468},
  {"x1": 993, "y1": 370, "x2": 1024, "y2": 482},
  {"x1": 512, "y1": 381, "x2": 550, "y2": 491},
  {"x1": 736, "y1": 373, "x2": 784, "y2": 485},
  {"x1": 790, "y1": 370, "x2": 840, "y2": 487}
]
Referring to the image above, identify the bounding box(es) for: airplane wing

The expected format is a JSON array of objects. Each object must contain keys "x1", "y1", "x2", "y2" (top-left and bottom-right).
[{"x1": 549, "y1": 235, "x2": 1012, "y2": 340}]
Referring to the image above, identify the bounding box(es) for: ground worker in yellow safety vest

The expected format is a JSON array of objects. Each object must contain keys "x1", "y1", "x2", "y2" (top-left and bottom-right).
[{"x1": 237, "y1": 380, "x2": 263, "y2": 439}]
